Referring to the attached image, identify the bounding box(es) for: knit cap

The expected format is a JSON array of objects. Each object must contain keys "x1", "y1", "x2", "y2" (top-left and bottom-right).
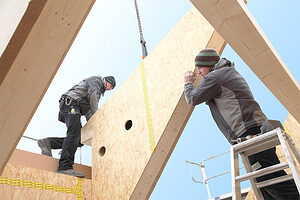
[
  {"x1": 104, "y1": 76, "x2": 116, "y2": 88},
  {"x1": 195, "y1": 49, "x2": 220, "y2": 67}
]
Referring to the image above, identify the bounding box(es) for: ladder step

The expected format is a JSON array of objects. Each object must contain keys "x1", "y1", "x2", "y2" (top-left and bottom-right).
[
  {"x1": 242, "y1": 137, "x2": 279, "y2": 157},
  {"x1": 233, "y1": 130, "x2": 279, "y2": 155},
  {"x1": 256, "y1": 174, "x2": 293, "y2": 189},
  {"x1": 235, "y1": 162, "x2": 289, "y2": 183}
]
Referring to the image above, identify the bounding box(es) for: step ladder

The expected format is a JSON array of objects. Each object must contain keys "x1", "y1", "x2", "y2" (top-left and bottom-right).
[{"x1": 230, "y1": 128, "x2": 300, "y2": 200}]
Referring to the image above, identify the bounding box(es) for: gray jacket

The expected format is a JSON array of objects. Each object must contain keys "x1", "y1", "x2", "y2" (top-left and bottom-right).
[
  {"x1": 184, "y1": 58, "x2": 266, "y2": 143},
  {"x1": 63, "y1": 76, "x2": 106, "y2": 120}
]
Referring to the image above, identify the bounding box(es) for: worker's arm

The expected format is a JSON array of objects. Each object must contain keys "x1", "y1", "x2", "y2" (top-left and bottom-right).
[
  {"x1": 184, "y1": 73, "x2": 220, "y2": 106},
  {"x1": 84, "y1": 91, "x2": 99, "y2": 121},
  {"x1": 85, "y1": 111, "x2": 93, "y2": 121},
  {"x1": 84, "y1": 76, "x2": 104, "y2": 121},
  {"x1": 89, "y1": 91, "x2": 99, "y2": 114}
]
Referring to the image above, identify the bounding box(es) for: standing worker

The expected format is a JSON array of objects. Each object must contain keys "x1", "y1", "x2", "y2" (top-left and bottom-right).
[
  {"x1": 184, "y1": 48, "x2": 299, "y2": 199},
  {"x1": 38, "y1": 75, "x2": 116, "y2": 178}
]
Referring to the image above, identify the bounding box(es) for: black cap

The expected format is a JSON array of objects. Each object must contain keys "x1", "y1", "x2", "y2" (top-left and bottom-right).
[{"x1": 104, "y1": 76, "x2": 116, "y2": 88}]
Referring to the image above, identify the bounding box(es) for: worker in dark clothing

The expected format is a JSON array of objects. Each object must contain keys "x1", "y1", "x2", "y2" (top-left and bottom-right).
[
  {"x1": 184, "y1": 49, "x2": 299, "y2": 199},
  {"x1": 38, "y1": 75, "x2": 116, "y2": 178}
]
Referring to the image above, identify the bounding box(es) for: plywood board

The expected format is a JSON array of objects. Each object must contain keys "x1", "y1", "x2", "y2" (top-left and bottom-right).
[
  {"x1": 190, "y1": 0, "x2": 300, "y2": 123},
  {"x1": 81, "y1": 7, "x2": 226, "y2": 199},
  {"x1": 0, "y1": 0, "x2": 95, "y2": 174},
  {"x1": 0, "y1": 163, "x2": 91, "y2": 200},
  {"x1": 9, "y1": 149, "x2": 91, "y2": 179}
]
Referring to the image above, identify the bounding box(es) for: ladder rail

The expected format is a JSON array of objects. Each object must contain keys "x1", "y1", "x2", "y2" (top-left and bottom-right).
[
  {"x1": 240, "y1": 154, "x2": 263, "y2": 200},
  {"x1": 276, "y1": 128, "x2": 300, "y2": 192}
]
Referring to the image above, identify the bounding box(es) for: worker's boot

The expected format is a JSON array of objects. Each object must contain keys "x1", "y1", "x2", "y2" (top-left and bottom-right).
[
  {"x1": 37, "y1": 138, "x2": 53, "y2": 157},
  {"x1": 57, "y1": 169, "x2": 85, "y2": 178}
]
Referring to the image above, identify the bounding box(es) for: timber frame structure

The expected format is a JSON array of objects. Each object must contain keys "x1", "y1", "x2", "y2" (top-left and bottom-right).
[{"x1": 0, "y1": 0, "x2": 299, "y2": 199}]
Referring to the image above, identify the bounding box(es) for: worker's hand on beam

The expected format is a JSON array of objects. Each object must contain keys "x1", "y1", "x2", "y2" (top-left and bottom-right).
[{"x1": 184, "y1": 70, "x2": 195, "y2": 84}]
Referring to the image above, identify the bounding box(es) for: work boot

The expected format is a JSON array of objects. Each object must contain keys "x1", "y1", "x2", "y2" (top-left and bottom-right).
[
  {"x1": 37, "y1": 138, "x2": 52, "y2": 157},
  {"x1": 57, "y1": 169, "x2": 85, "y2": 178}
]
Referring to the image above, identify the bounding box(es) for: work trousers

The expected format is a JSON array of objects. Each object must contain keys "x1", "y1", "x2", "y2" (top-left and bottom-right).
[
  {"x1": 241, "y1": 127, "x2": 299, "y2": 200},
  {"x1": 49, "y1": 100, "x2": 82, "y2": 171}
]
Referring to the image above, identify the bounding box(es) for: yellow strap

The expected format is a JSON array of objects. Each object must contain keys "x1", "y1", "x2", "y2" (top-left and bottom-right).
[
  {"x1": 283, "y1": 122, "x2": 295, "y2": 143},
  {"x1": 140, "y1": 60, "x2": 156, "y2": 152},
  {"x1": 0, "y1": 176, "x2": 82, "y2": 199}
]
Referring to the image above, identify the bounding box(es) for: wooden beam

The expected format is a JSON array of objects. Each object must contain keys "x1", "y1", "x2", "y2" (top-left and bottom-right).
[
  {"x1": 0, "y1": 0, "x2": 31, "y2": 59},
  {"x1": 190, "y1": 0, "x2": 300, "y2": 123},
  {"x1": 0, "y1": 0, "x2": 46, "y2": 85},
  {"x1": 81, "y1": 7, "x2": 226, "y2": 199},
  {"x1": 0, "y1": 0, "x2": 95, "y2": 174}
]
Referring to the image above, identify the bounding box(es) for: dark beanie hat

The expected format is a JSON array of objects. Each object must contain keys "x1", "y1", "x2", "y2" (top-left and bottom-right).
[
  {"x1": 195, "y1": 49, "x2": 220, "y2": 67},
  {"x1": 104, "y1": 76, "x2": 116, "y2": 88}
]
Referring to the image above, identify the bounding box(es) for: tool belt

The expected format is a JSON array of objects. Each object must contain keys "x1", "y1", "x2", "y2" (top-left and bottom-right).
[
  {"x1": 59, "y1": 96, "x2": 75, "y2": 106},
  {"x1": 231, "y1": 135, "x2": 260, "y2": 144}
]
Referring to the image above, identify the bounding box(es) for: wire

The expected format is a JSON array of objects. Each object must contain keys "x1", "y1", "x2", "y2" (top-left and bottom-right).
[{"x1": 22, "y1": 135, "x2": 38, "y2": 141}]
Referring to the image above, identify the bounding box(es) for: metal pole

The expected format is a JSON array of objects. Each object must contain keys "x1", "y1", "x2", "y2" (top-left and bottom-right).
[
  {"x1": 80, "y1": 147, "x2": 82, "y2": 164},
  {"x1": 200, "y1": 161, "x2": 212, "y2": 199},
  {"x1": 22, "y1": 135, "x2": 38, "y2": 141}
]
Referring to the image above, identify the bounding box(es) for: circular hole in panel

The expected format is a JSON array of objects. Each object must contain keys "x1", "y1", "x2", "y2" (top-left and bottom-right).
[
  {"x1": 125, "y1": 120, "x2": 133, "y2": 130},
  {"x1": 99, "y1": 146, "x2": 106, "y2": 157}
]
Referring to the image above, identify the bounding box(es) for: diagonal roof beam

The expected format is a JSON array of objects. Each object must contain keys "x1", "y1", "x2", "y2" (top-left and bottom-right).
[
  {"x1": 0, "y1": 0, "x2": 95, "y2": 174},
  {"x1": 190, "y1": 0, "x2": 300, "y2": 123}
]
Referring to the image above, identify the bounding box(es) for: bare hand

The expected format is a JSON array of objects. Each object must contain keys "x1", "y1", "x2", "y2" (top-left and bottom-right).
[{"x1": 184, "y1": 71, "x2": 195, "y2": 84}]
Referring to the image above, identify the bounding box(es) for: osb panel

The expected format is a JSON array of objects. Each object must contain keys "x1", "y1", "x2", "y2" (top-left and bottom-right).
[
  {"x1": 81, "y1": 6, "x2": 217, "y2": 200},
  {"x1": 0, "y1": 163, "x2": 91, "y2": 200},
  {"x1": 245, "y1": 114, "x2": 300, "y2": 200},
  {"x1": 8, "y1": 149, "x2": 91, "y2": 179},
  {"x1": 130, "y1": 31, "x2": 226, "y2": 200}
]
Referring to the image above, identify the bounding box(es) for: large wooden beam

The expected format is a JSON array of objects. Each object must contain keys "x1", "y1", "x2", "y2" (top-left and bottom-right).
[
  {"x1": 0, "y1": 0, "x2": 95, "y2": 174},
  {"x1": 190, "y1": 0, "x2": 300, "y2": 123},
  {"x1": 81, "y1": 7, "x2": 226, "y2": 199}
]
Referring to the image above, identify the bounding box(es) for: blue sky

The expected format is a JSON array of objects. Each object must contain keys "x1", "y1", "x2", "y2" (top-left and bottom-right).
[{"x1": 17, "y1": 0, "x2": 300, "y2": 199}]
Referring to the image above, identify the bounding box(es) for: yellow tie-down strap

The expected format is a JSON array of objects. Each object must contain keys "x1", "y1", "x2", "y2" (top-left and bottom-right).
[
  {"x1": 140, "y1": 60, "x2": 156, "y2": 153},
  {"x1": 0, "y1": 176, "x2": 82, "y2": 200},
  {"x1": 283, "y1": 122, "x2": 295, "y2": 143}
]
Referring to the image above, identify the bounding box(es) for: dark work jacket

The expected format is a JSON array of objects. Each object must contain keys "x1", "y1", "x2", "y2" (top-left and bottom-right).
[
  {"x1": 184, "y1": 58, "x2": 267, "y2": 143},
  {"x1": 62, "y1": 76, "x2": 106, "y2": 120}
]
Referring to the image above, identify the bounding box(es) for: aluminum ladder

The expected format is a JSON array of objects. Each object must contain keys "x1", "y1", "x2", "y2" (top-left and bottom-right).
[{"x1": 230, "y1": 128, "x2": 300, "y2": 200}]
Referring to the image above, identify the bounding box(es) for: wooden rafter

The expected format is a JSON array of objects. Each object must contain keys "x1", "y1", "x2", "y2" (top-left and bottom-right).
[
  {"x1": 0, "y1": 0, "x2": 95, "y2": 174},
  {"x1": 190, "y1": 0, "x2": 300, "y2": 123}
]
